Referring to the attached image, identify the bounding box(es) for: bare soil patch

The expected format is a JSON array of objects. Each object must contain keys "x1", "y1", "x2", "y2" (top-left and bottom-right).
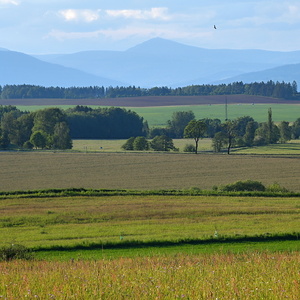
[{"x1": 1, "y1": 95, "x2": 299, "y2": 107}]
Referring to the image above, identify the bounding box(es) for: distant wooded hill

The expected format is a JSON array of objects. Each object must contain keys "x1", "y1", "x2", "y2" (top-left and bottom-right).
[{"x1": 0, "y1": 81, "x2": 298, "y2": 100}]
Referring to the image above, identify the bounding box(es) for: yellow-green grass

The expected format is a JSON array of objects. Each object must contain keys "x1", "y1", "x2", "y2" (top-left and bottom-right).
[
  {"x1": 1, "y1": 195, "x2": 299, "y2": 250},
  {"x1": 16, "y1": 103, "x2": 300, "y2": 127},
  {"x1": 72, "y1": 138, "x2": 300, "y2": 154},
  {"x1": 0, "y1": 152, "x2": 299, "y2": 192},
  {"x1": 234, "y1": 140, "x2": 300, "y2": 155},
  {"x1": 72, "y1": 138, "x2": 212, "y2": 152},
  {"x1": 1, "y1": 252, "x2": 299, "y2": 299}
]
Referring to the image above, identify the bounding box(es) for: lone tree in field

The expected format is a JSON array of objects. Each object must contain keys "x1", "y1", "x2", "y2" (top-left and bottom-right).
[{"x1": 184, "y1": 120, "x2": 206, "y2": 154}]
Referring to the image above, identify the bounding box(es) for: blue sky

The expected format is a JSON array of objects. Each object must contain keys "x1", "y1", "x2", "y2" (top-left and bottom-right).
[{"x1": 1, "y1": 0, "x2": 300, "y2": 54}]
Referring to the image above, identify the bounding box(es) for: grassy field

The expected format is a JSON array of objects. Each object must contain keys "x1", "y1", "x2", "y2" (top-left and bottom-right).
[
  {"x1": 0, "y1": 192, "x2": 299, "y2": 298},
  {"x1": 0, "y1": 151, "x2": 300, "y2": 192},
  {"x1": 0, "y1": 193, "x2": 299, "y2": 251},
  {"x1": 16, "y1": 103, "x2": 300, "y2": 127},
  {"x1": 1, "y1": 252, "x2": 299, "y2": 299},
  {"x1": 72, "y1": 138, "x2": 300, "y2": 154},
  {"x1": 1, "y1": 97, "x2": 299, "y2": 298},
  {"x1": 72, "y1": 138, "x2": 213, "y2": 152},
  {"x1": 131, "y1": 103, "x2": 300, "y2": 126}
]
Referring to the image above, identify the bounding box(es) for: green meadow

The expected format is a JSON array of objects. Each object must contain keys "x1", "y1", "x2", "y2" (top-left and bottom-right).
[
  {"x1": 16, "y1": 103, "x2": 300, "y2": 127},
  {"x1": 1, "y1": 193, "x2": 299, "y2": 257}
]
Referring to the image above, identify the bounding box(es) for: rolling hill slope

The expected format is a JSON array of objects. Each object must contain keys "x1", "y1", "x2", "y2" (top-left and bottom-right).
[
  {"x1": 36, "y1": 38, "x2": 300, "y2": 87},
  {"x1": 0, "y1": 50, "x2": 125, "y2": 87}
]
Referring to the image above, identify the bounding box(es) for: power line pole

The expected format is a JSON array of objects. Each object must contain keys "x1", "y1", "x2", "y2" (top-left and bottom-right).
[{"x1": 225, "y1": 96, "x2": 228, "y2": 121}]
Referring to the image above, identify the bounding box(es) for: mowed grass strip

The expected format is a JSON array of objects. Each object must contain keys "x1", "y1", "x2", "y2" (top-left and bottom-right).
[
  {"x1": 0, "y1": 195, "x2": 299, "y2": 248},
  {"x1": 0, "y1": 152, "x2": 300, "y2": 191}
]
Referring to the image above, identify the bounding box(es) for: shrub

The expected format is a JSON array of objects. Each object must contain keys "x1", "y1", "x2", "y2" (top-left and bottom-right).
[
  {"x1": 150, "y1": 135, "x2": 175, "y2": 151},
  {"x1": 121, "y1": 137, "x2": 135, "y2": 150},
  {"x1": 23, "y1": 141, "x2": 34, "y2": 149},
  {"x1": 183, "y1": 144, "x2": 196, "y2": 153},
  {"x1": 219, "y1": 180, "x2": 266, "y2": 192},
  {"x1": 133, "y1": 136, "x2": 149, "y2": 151},
  {"x1": 0, "y1": 244, "x2": 33, "y2": 261},
  {"x1": 266, "y1": 182, "x2": 289, "y2": 193}
]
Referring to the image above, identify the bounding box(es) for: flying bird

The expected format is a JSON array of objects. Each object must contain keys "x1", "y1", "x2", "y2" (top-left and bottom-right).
[{"x1": 214, "y1": 25, "x2": 217, "y2": 29}]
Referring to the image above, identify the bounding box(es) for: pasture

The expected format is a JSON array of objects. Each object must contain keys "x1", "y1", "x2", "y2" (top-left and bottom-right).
[
  {"x1": 1, "y1": 194, "x2": 299, "y2": 248},
  {"x1": 15, "y1": 103, "x2": 300, "y2": 127},
  {"x1": 0, "y1": 152, "x2": 300, "y2": 192},
  {"x1": 8, "y1": 94, "x2": 300, "y2": 126}
]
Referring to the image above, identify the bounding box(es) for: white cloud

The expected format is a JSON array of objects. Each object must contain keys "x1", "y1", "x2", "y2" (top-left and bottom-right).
[
  {"x1": 105, "y1": 7, "x2": 171, "y2": 20},
  {"x1": 59, "y1": 9, "x2": 100, "y2": 22},
  {"x1": 47, "y1": 25, "x2": 211, "y2": 42},
  {"x1": 0, "y1": 0, "x2": 20, "y2": 5},
  {"x1": 279, "y1": 4, "x2": 300, "y2": 24}
]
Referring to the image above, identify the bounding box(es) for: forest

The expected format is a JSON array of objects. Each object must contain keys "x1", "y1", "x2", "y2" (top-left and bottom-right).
[{"x1": 0, "y1": 80, "x2": 298, "y2": 99}]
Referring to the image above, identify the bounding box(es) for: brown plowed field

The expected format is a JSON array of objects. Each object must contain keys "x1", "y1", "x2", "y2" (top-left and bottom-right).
[{"x1": 0, "y1": 95, "x2": 299, "y2": 107}]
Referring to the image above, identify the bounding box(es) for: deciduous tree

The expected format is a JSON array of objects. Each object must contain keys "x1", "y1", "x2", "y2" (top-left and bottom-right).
[{"x1": 184, "y1": 120, "x2": 206, "y2": 154}]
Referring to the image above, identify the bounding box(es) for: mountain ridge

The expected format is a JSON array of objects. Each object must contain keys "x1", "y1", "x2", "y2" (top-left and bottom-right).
[{"x1": 2, "y1": 38, "x2": 300, "y2": 88}]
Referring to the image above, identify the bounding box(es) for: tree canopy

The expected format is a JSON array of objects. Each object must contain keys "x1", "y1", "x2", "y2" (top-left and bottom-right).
[
  {"x1": 184, "y1": 120, "x2": 207, "y2": 154},
  {"x1": 0, "y1": 80, "x2": 298, "y2": 99}
]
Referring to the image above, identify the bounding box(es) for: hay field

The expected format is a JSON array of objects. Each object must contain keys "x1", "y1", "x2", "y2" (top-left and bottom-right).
[{"x1": 0, "y1": 152, "x2": 299, "y2": 192}]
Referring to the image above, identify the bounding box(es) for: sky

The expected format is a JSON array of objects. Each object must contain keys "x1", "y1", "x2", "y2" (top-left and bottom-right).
[{"x1": 1, "y1": 0, "x2": 300, "y2": 54}]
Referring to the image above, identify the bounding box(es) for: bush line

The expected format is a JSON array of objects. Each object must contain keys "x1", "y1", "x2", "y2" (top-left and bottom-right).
[{"x1": 0, "y1": 187, "x2": 299, "y2": 199}]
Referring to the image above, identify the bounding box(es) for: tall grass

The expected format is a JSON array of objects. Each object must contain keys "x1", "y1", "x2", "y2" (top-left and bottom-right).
[{"x1": 0, "y1": 252, "x2": 299, "y2": 299}]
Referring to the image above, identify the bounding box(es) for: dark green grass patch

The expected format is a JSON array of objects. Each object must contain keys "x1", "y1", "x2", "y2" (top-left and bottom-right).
[{"x1": 34, "y1": 239, "x2": 300, "y2": 261}]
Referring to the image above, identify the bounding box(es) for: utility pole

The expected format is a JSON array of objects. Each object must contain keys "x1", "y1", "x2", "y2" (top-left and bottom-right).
[{"x1": 225, "y1": 96, "x2": 228, "y2": 121}]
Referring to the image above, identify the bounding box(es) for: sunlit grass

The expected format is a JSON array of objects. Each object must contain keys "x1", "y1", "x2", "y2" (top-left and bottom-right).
[
  {"x1": 1, "y1": 252, "x2": 299, "y2": 299},
  {"x1": 234, "y1": 140, "x2": 300, "y2": 155},
  {"x1": 1, "y1": 195, "x2": 299, "y2": 249},
  {"x1": 72, "y1": 138, "x2": 212, "y2": 152},
  {"x1": 16, "y1": 103, "x2": 300, "y2": 127}
]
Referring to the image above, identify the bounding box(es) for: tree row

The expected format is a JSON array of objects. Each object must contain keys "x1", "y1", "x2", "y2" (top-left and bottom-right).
[
  {"x1": 1, "y1": 105, "x2": 299, "y2": 153},
  {"x1": 0, "y1": 80, "x2": 298, "y2": 99}
]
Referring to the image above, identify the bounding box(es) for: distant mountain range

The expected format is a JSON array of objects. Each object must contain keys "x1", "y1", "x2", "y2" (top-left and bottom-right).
[{"x1": 1, "y1": 37, "x2": 300, "y2": 88}]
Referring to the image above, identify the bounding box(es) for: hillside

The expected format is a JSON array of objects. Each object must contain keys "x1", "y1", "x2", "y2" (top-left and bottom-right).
[
  {"x1": 36, "y1": 37, "x2": 300, "y2": 87},
  {"x1": 0, "y1": 50, "x2": 125, "y2": 87},
  {"x1": 215, "y1": 63, "x2": 300, "y2": 85},
  {"x1": 2, "y1": 38, "x2": 300, "y2": 88}
]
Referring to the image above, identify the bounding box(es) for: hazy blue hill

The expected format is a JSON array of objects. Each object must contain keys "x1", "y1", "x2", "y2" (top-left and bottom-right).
[
  {"x1": 35, "y1": 38, "x2": 300, "y2": 87},
  {"x1": 5, "y1": 38, "x2": 300, "y2": 87},
  {"x1": 214, "y1": 63, "x2": 300, "y2": 85},
  {"x1": 0, "y1": 50, "x2": 125, "y2": 87}
]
